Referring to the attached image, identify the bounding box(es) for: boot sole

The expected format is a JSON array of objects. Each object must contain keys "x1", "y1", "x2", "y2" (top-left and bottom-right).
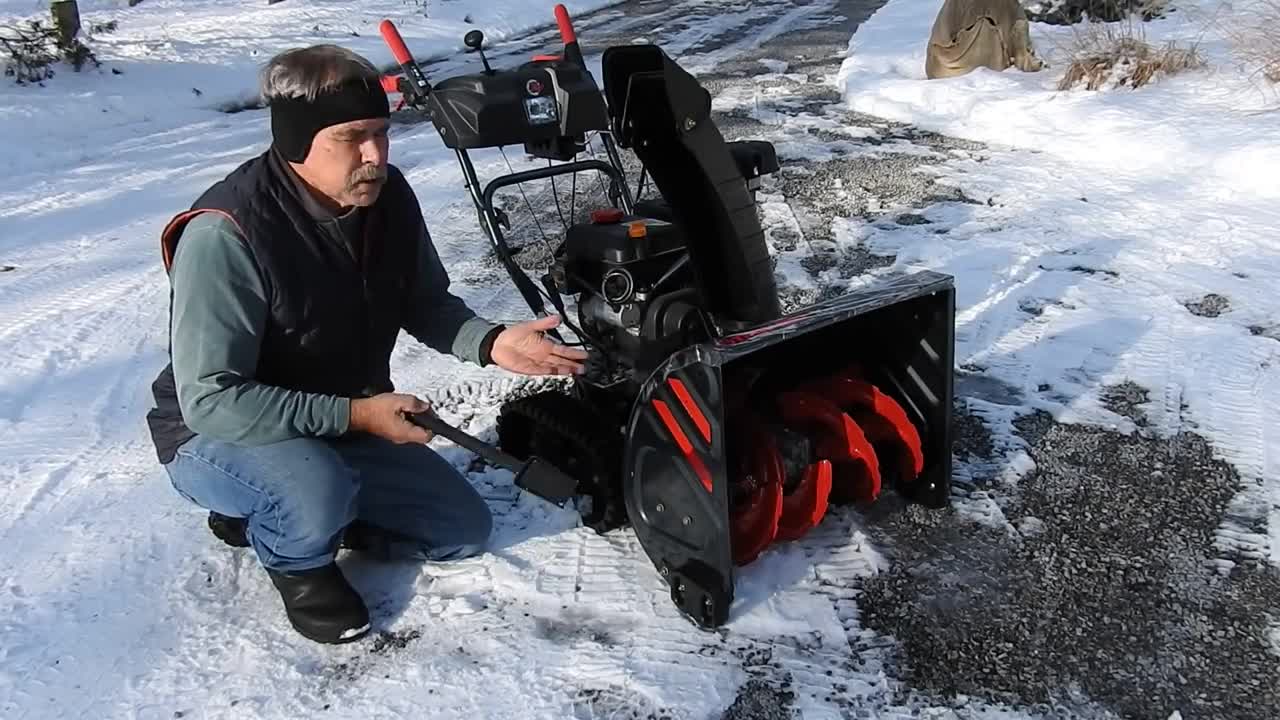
[{"x1": 291, "y1": 619, "x2": 371, "y2": 645}]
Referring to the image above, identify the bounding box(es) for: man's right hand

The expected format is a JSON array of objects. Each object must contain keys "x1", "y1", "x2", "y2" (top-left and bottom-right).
[{"x1": 349, "y1": 393, "x2": 434, "y2": 444}]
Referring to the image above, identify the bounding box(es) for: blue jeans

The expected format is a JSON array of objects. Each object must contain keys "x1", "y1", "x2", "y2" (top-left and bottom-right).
[{"x1": 163, "y1": 432, "x2": 493, "y2": 572}]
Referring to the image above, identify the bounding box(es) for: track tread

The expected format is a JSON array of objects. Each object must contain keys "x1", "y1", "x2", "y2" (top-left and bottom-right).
[{"x1": 496, "y1": 389, "x2": 627, "y2": 532}]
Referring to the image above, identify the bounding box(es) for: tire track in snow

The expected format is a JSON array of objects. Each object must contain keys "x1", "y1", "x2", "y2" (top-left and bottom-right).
[
  {"x1": 0, "y1": 274, "x2": 162, "y2": 540},
  {"x1": 0, "y1": 203, "x2": 174, "y2": 716},
  {"x1": 720, "y1": 512, "x2": 900, "y2": 716},
  {"x1": 677, "y1": 0, "x2": 830, "y2": 75},
  {"x1": 0, "y1": 250, "x2": 153, "y2": 349},
  {"x1": 1203, "y1": 339, "x2": 1275, "y2": 570},
  {"x1": 0, "y1": 387, "x2": 183, "y2": 718},
  {"x1": 0, "y1": 270, "x2": 153, "y2": 417}
]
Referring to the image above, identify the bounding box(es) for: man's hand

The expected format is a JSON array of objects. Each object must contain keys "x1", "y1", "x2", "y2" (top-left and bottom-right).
[
  {"x1": 489, "y1": 315, "x2": 589, "y2": 376},
  {"x1": 349, "y1": 393, "x2": 434, "y2": 444}
]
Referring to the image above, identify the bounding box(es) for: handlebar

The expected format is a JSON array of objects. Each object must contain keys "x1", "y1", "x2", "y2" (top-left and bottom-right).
[
  {"x1": 379, "y1": 5, "x2": 587, "y2": 106},
  {"x1": 378, "y1": 19, "x2": 432, "y2": 104},
  {"x1": 379, "y1": 19, "x2": 413, "y2": 65},
  {"x1": 554, "y1": 4, "x2": 577, "y2": 44},
  {"x1": 553, "y1": 3, "x2": 586, "y2": 69}
]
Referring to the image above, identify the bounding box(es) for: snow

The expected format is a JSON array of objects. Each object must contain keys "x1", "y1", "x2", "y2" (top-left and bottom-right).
[
  {"x1": 1, "y1": 0, "x2": 1279, "y2": 717},
  {"x1": 837, "y1": 0, "x2": 1280, "y2": 549}
]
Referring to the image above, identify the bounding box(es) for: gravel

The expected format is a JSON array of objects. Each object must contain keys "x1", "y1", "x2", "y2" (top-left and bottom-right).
[
  {"x1": 718, "y1": 679, "x2": 797, "y2": 720},
  {"x1": 1184, "y1": 293, "x2": 1231, "y2": 318},
  {"x1": 859, "y1": 403, "x2": 1280, "y2": 719},
  {"x1": 1099, "y1": 379, "x2": 1153, "y2": 428}
]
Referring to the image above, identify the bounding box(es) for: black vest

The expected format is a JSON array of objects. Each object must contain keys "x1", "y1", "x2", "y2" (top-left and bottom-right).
[{"x1": 145, "y1": 150, "x2": 420, "y2": 463}]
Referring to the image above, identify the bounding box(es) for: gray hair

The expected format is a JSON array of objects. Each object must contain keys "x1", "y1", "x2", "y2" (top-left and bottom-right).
[{"x1": 259, "y1": 44, "x2": 381, "y2": 103}]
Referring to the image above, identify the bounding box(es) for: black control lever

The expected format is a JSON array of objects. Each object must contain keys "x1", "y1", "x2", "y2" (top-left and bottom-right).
[
  {"x1": 464, "y1": 30, "x2": 494, "y2": 74},
  {"x1": 407, "y1": 411, "x2": 579, "y2": 506}
]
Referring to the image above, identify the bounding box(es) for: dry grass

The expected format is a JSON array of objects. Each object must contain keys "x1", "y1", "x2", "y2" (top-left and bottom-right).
[
  {"x1": 1221, "y1": 0, "x2": 1280, "y2": 84},
  {"x1": 1053, "y1": 10, "x2": 1207, "y2": 90}
]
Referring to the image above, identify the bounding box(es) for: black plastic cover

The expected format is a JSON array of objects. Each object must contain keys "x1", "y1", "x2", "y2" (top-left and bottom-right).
[
  {"x1": 599, "y1": 45, "x2": 781, "y2": 330},
  {"x1": 426, "y1": 60, "x2": 608, "y2": 149},
  {"x1": 564, "y1": 215, "x2": 685, "y2": 264},
  {"x1": 634, "y1": 141, "x2": 781, "y2": 223},
  {"x1": 727, "y1": 141, "x2": 779, "y2": 180}
]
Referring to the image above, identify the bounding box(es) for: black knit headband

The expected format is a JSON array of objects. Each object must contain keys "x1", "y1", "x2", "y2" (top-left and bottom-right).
[{"x1": 269, "y1": 77, "x2": 390, "y2": 162}]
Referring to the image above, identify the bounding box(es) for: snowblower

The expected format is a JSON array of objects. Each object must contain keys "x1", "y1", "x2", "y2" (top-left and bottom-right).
[{"x1": 378, "y1": 7, "x2": 956, "y2": 629}]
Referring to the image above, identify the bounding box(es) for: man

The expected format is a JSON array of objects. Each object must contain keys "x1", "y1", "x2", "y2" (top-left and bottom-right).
[{"x1": 144, "y1": 44, "x2": 587, "y2": 645}]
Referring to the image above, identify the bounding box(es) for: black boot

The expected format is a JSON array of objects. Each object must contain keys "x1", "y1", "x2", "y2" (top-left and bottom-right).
[
  {"x1": 209, "y1": 512, "x2": 393, "y2": 556},
  {"x1": 338, "y1": 520, "x2": 414, "y2": 561},
  {"x1": 266, "y1": 562, "x2": 370, "y2": 644},
  {"x1": 208, "y1": 512, "x2": 250, "y2": 548}
]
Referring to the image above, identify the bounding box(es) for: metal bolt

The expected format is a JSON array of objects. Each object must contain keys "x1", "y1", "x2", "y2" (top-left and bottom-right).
[
  {"x1": 660, "y1": 566, "x2": 669, "y2": 577},
  {"x1": 683, "y1": 117, "x2": 696, "y2": 131},
  {"x1": 677, "y1": 583, "x2": 686, "y2": 593},
  {"x1": 681, "y1": 516, "x2": 692, "y2": 526},
  {"x1": 656, "y1": 503, "x2": 665, "y2": 512}
]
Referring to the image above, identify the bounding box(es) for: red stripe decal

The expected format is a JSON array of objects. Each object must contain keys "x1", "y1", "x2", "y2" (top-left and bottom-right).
[
  {"x1": 653, "y1": 399, "x2": 691, "y2": 453},
  {"x1": 667, "y1": 377, "x2": 711, "y2": 443},
  {"x1": 652, "y1": 399, "x2": 713, "y2": 493},
  {"x1": 687, "y1": 452, "x2": 714, "y2": 494}
]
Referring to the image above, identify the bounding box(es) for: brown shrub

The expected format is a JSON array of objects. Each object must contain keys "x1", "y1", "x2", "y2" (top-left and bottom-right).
[{"x1": 1055, "y1": 14, "x2": 1207, "y2": 90}]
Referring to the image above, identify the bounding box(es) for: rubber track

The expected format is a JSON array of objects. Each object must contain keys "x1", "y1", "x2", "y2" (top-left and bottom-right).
[{"x1": 496, "y1": 389, "x2": 627, "y2": 532}]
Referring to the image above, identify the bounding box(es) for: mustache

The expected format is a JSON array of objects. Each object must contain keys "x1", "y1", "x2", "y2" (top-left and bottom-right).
[{"x1": 347, "y1": 164, "x2": 387, "y2": 186}]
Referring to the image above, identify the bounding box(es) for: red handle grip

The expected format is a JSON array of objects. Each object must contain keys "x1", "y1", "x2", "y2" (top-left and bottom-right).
[
  {"x1": 379, "y1": 74, "x2": 400, "y2": 94},
  {"x1": 554, "y1": 4, "x2": 576, "y2": 44},
  {"x1": 379, "y1": 19, "x2": 413, "y2": 65}
]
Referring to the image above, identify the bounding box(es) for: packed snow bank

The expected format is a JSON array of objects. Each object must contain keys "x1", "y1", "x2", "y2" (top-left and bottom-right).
[
  {"x1": 837, "y1": 0, "x2": 1280, "y2": 196},
  {"x1": 0, "y1": 0, "x2": 619, "y2": 174}
]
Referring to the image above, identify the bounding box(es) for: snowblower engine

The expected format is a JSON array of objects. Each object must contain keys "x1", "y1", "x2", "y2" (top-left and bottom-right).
[
  {"x1": 552, "y1": 211, "x2": 692, "y2": 377},
  {"x1": 379, "y1": 8, "x2": 956, "y2": 630}
]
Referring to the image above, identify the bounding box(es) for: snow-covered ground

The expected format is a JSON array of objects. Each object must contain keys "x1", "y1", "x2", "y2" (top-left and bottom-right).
[{"x1": 1, "y1": 0, "x2": 1278, "y2": 717}]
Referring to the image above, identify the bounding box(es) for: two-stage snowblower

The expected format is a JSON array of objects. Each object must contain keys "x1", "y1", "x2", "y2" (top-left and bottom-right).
[{"x1": 378, "y1": 6, "x2": 955, "y2": 629}]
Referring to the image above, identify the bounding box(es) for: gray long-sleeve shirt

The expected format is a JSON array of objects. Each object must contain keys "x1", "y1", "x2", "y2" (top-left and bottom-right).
[{"x1": 168, "y1": 195, "x2": 499, "y2": 446}]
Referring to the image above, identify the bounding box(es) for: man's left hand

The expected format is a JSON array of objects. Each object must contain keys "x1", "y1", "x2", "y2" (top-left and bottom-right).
[{"x1": 489, "y1": 315, "x2": 589, "y2": 376}]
